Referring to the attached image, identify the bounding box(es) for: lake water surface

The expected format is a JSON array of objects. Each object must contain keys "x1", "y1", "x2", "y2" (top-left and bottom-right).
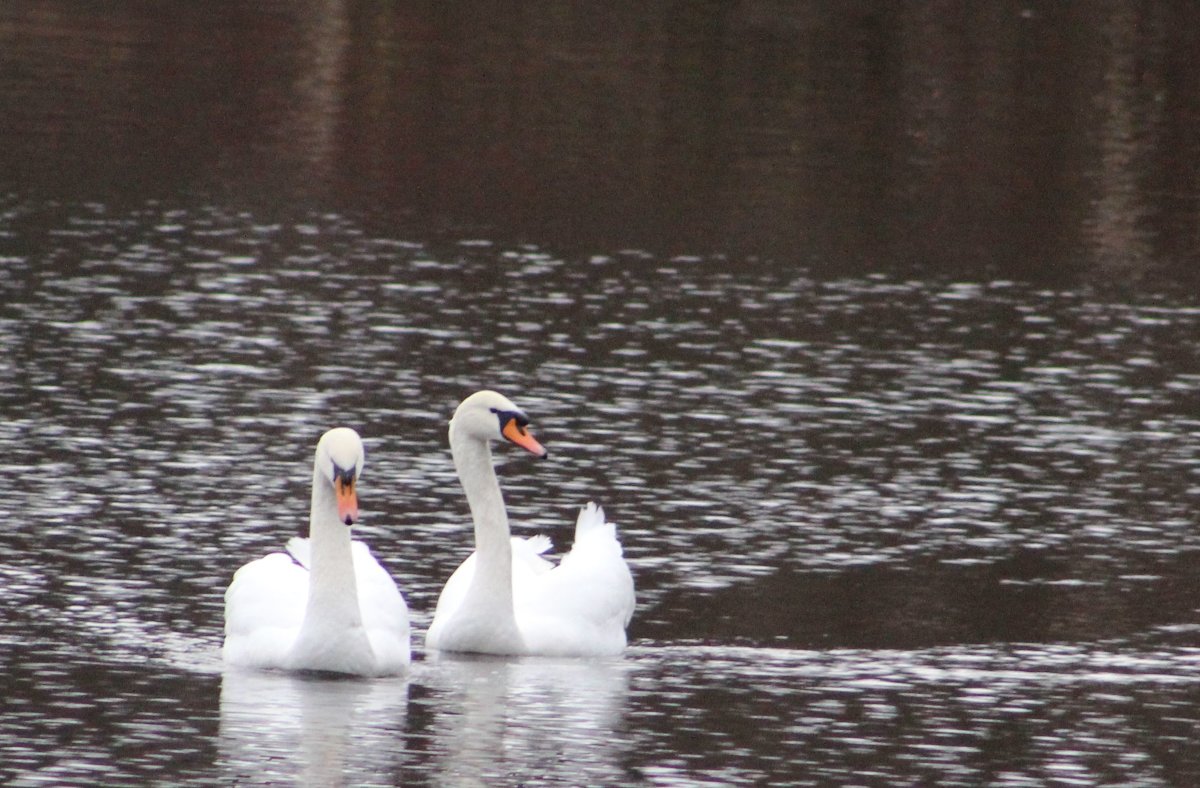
[
  {"x1": 3, "y1": 206, "x2": 1200, "y2": 785},
  {"x1": 4, "y1": 3, "x2": 1200, "y2": 786}
]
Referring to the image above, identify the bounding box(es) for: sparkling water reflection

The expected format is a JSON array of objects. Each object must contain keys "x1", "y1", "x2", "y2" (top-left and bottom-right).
[{"x1": 2, "y1": 203, "x2": 1200, "y2": 784}]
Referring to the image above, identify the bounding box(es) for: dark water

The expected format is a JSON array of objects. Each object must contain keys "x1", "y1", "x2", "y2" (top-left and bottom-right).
[
  {"x1": 5, "y1": 2, "x2": 1200, "y2": 279},
  {"x1": 4, "y1": 3, "x2": 1200, "y2": 786}
]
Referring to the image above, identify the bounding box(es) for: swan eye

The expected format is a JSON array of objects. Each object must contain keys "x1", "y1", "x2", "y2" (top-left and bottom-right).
[{"x1": 491, "y1": 408, "x2": 529, "y2": 435}]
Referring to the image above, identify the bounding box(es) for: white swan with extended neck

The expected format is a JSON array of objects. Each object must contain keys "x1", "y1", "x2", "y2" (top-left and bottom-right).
[
  {"x1": 223, "y1": 428, "x2": 410, "y2": 675},
  {"x1": 425, "y1": 391, "x2": 635, "y2": 657}
]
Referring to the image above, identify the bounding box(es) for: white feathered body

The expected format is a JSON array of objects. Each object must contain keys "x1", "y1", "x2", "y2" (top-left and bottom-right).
[
  {"x1": 223, "y1": 537, "x2": 410, "y2": 675},
  {"x1": 224, "y1": 537, "x2": 410, "y2": 675},
  {"x1": 426, "y1": 503, "x2": 634, "y2": 657}
]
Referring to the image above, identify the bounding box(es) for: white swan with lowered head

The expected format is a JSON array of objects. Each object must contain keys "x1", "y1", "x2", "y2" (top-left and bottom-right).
[
  {"x1": 425, "y1": 391, "x2": 635, "y2": 657},
  {"x1": 223, "y1": 428, "x2": 410, "y2": 676}
]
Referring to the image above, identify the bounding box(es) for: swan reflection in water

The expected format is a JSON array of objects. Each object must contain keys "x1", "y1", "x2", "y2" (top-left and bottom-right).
[
  {"x1": 218, "y1": 668, "x2": 411, "y2": 785},
  {"x1": 420, "y1": 653, "x2": 634, "y2": 784},
  {"x1": 217, "y1": 655, "x2": 631, "y2": 785}
]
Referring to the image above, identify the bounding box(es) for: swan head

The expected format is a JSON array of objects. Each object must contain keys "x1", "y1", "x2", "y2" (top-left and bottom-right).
[
  {"x1": 315, "y1": 427, "x2": 365, "y2": 525},
  {"x1": 450, "y1": 390, "x2": 548, "y2": 458}
]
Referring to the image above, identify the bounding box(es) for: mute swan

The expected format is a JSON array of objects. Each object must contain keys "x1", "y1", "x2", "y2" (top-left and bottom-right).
[
  {"x1": 223, "y1": 428, "x2": 410, "y2": 676},
  {"x1": 425, "y1": 391, "x2": 635, "y2": 657}
]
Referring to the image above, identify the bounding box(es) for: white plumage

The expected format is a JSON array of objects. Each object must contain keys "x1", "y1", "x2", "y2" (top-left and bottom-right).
[
  {"x1": 223, "y1": 428, "x2": 410, "y2": 676},
  {"x1": 425, "y1": 391, "x2": 635, "y2": 657}
]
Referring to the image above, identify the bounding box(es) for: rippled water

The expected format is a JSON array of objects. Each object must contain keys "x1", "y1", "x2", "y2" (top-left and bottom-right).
[{"x1": 2, "y1": 202, "x2": 1200, "y2": 784}]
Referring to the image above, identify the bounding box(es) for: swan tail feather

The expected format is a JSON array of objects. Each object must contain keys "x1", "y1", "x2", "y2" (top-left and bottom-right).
[{"x1": 574, "y1": 501, "x2": 616, "y2": 542}]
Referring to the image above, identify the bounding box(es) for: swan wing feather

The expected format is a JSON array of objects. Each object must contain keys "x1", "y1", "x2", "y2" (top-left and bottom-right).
[
  {"x1": 515, "y1": 503, "x2": 635, "y2": 655},
  {"x1": 223, "y1": 549, "x2": 309, "y2": 668},
  {"x1": 284, "y1": 536, "x2": 310, "y2": 568}
]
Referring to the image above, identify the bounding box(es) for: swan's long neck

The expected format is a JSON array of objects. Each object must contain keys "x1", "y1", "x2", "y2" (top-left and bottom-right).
[
  {"x1": 303, "y1": 468, "x2": 362, "y2": 627},
  {"x1": 451, "y1": 428, "x2": 517, "y2": 619}
]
